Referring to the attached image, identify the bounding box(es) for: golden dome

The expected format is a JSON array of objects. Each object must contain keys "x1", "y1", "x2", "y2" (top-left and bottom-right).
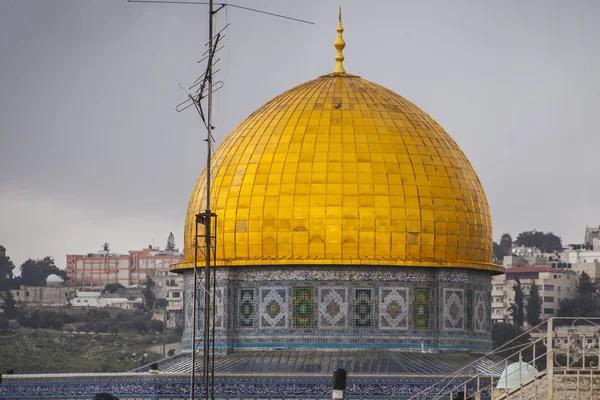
[{"x1": 173, "y1": 72, "x2": 500, "y2": 272}]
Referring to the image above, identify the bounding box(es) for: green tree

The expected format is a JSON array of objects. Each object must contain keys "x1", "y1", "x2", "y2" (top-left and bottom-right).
[
  {"x1": 20, "y1": 257, "x2": 66, "y2": 286},
  {"x1": 166, "y1": 232, "x2": 176, "y2": 251},
  {"x1": 515, "y1": 230, "x2": 563, "y2": 253},
  {"x1": 499, "y1": 233, "x2": 513, "y2": 256},
  {"x1": 104, "y1": 283, "x2": 124, "y2": 293},
  {"x1": 0, "y1": 246, "x2": 16, "y2": 291},
  {"x1": 131, "y1": 317, "x2": 149, "y2": 333},
  {"x1": 493, "y1": 242, "x2": 505, "y2": 264},
  {"x1": 508, "y1": 277, "x2": 524, "y2": 328},
  {"x1": 575, "y1": 272, "x2": 598, "y2": 316},
  {"x1": 150, "y1": 319, "x2": 164, "y2": 333},
  {"x1": 526, "y1": 282, "x2": 542, "y2": 326},
  {"x1": 142, "y1": 278, "x2": 156, "y2": 309},
  {"x1": 0, "y1": 291, "x2": 17, "y2": 319},
  {"x1": 557, "y1": 272, "x2": 599, "y2": 318},
  {"x1": 155, "y1": 298, "x2": 168, "y2": 309}
]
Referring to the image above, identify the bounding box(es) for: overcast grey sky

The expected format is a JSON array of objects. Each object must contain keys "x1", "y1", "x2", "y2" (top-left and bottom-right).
[{"x1": 1, "y1": 0, "x2": 599, "y2": 268}]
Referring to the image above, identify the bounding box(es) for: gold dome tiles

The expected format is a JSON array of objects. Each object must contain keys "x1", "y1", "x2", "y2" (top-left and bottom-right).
[{"x1": 174, "y1": 74, "x2": 501, "y2": 273}]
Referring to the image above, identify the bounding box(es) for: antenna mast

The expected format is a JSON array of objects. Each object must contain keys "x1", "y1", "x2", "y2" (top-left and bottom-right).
[{"x1": 127, "y1": 2, "x2": 313, "y2": 399}]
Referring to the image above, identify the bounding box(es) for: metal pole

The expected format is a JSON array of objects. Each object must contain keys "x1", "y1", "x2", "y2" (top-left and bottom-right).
[
  {"x1": 203, "y1": 3, "x2": 215, "y2": 400},
  {"x1": 163, "y1": 311, "x2": 167, "y2": 357},
  {"x1": 191, "y1": 221, "x2": 199, "y2": 400},
  {"x1": 547, "y1": 317, "x2": 554, "y2": 400}
]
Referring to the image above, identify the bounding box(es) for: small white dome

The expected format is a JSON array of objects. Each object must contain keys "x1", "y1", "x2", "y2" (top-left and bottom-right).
[{"x1": 46, "y1": 274, "x2": 63, "y2": 284}]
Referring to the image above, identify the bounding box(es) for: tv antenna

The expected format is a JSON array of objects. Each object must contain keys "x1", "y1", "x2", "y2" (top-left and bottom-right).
[{"x1": 128, "y1": 2, "x2": 313, "y2": 400}]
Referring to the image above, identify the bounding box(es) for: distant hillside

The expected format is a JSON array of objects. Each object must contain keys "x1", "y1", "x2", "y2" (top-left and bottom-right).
[{"x1": 0, "y1": 329, "x2": 164, "y2": 374}]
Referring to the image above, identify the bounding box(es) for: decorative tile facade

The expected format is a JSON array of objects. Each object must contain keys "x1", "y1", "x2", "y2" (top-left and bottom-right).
[
  {"x1": 215, "y1": 287, "x2": 225, "y2": 329},
  {"x1": 238, "y1": 288, "x2": 256, "y2": 329},
  {"x1": 465, "y1": 290, "x2": 473, "y2": 331},
  {"x1": 353, "y1": 289, "x2": 374, "y2": 328},
  {"x1": 259, "y1": 287, "x2": 288, "y2": 329},
  {"x1": 318, "y1": 287, "x2": 348, "y2": 329},
  {"x1": 293, "y1": 287, "x2": 314, "y2": 328},
  {"x1": 443, "y1": 289, "x2": 465, "y2": 331},
  {"x1": 413, "y1": 288, "x2": 431, "y2": 330},
  {"x1": 474, "y1": 291, "x2": 487, "y2": 333},
  {"x1": 379, "y1": 287, "x2": 409, "y2": 330},
  {"x1": 182, "y1": 267, "x2": 493, "y2": 352}
]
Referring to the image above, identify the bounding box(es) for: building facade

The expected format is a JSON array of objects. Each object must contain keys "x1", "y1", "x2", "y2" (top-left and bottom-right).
[
  {"x1": 11, "y1": 285, "x2": 75, "y2": 307},
  {"x1": 584, "y1": 225, "x2": 600, "y2": 245},
  {"x1": 491, "y1": 266, "x2": 577, "y2": 323},
  {"x1": 66, "y1": 246, "x2": 183, "y2": 289}
]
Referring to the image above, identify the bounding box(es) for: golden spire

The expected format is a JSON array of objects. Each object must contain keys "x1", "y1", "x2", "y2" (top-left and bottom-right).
[{"x1": 334, "y1": 7, "x2": 346, "y2": 74}]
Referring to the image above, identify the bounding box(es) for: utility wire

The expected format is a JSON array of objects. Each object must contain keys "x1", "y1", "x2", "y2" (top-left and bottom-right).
[{"x1": 127, "y1": 0, "x2": 314, "y2": 25}]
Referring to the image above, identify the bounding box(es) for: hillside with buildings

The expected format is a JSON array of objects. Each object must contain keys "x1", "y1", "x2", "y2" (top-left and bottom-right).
[{"x1": 491, "y1": 226, "x2": 600, "y2": 326}]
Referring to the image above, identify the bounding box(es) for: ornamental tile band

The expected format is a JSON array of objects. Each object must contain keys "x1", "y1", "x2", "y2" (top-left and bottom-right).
[
  {"x1": 181, "y1": 268, "x2": 493, "y2": 351},
  {"x1": 413, "y1": 288, "x2": 431, "y2": 330},
  {"x1": 293, "y1": 287, "x2": 314, "y2": 328},
  {"x1": 465, "y1": 289, "x2": 473, "y2": 331},
  {"x1": 215, "y1": 287, "x2": 226, "y2": 329},
  {"x1": 238, "y1": 288, "x2": 256, "y2": 329},
  {"x1": 318, "y1": 287, "x2": 348, "y2": 329},
  {"x1": 259, "y1": 287, "x2": 288, "y2": 328},
  {"x1": 443, "y1": 289, "x2": 465, "y2": 331},
  {"x1": 353, "y1": 288, "x2": 374, "y2": 328},
  {"x1": 379, "y1": 287, "x2": 409, "y2": 330},
  {"x1": 475, "y1": 291, "x2": 487, "y2": 333}
]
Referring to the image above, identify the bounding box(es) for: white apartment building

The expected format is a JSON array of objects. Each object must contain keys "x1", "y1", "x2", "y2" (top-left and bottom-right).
[
  {"x1": 492, "y1": 266, "x2": 578, "y2": 324},
  {"x1": 559, "y1": 246, "x2": 600, "y2": 283},
  {"x1": 66, "y1": 246, "x2": 183, "y2": 290},
  {"x1": 531, "y1": 325, "x2": 600, "y2": 349}
]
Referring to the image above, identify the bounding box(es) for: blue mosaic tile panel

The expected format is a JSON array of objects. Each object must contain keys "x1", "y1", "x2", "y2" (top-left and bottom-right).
[
  {"x1": 259, "y1": 287, "x2": 288, "y2": 328},
  {"x1": 465, "y1": 290, "x2": 473, "y2": 331},
  {"x1": 293, "y1": 287, "x2": 314, "y2": 328},
  {"x1": 379, "y1": 287, "x2": 409, "y2": 330},
  {"x1": 318, "y1": 287, "x2": 348, "y2": 329},
  {"x1": 353, "y1": 288, "x2": 374, "y2": 328},
  {"x1": 238, "y1": 288, "x2": 256, "y2": 329},
  {"x1": 214, "y1": 287, "x2": 225, "y2": 329},
  {"x1": 474, "y1": 291, "x2": 487, "y2": 333},
  {"x1": 443, "y1": 288, "x2": 465, "y2": 331},
  {"x1": 413, "y1": 288, "x2": 430, "y2": 330}
]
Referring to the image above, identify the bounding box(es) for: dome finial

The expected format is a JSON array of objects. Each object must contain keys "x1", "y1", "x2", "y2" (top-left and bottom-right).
[{"x1": 334, "y1": 7, "x2": 346, "y2": 74}]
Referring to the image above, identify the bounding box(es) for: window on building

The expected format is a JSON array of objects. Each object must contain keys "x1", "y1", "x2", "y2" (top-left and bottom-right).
[
  {"x1": 543, "y1": 308, "x2": 555, "y2": 314},
  {"x1": 557, "y1": 286, "x2": 561, "y2": 292},
  {"x1": 544, "y1": 296, "x2": 555, "y2": 303},
  {"x1": 172, "y1": 292, "x2": 181, "y2": 298},
  {"x1": 554, "y1": 275, "x2": 558, "y2": 279},
  {"x1": 544, "y1": 285, "x2": 554, "y2": 291},
  {"x1": 25, "y1": 291, "x2": 29, "y2": 297},
  {"x1": 16, "y1": 291, "x2": 19, "y2": 296},
  {"x1": 563, "y1": 339, "x2": 568, "y2": 344}
]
